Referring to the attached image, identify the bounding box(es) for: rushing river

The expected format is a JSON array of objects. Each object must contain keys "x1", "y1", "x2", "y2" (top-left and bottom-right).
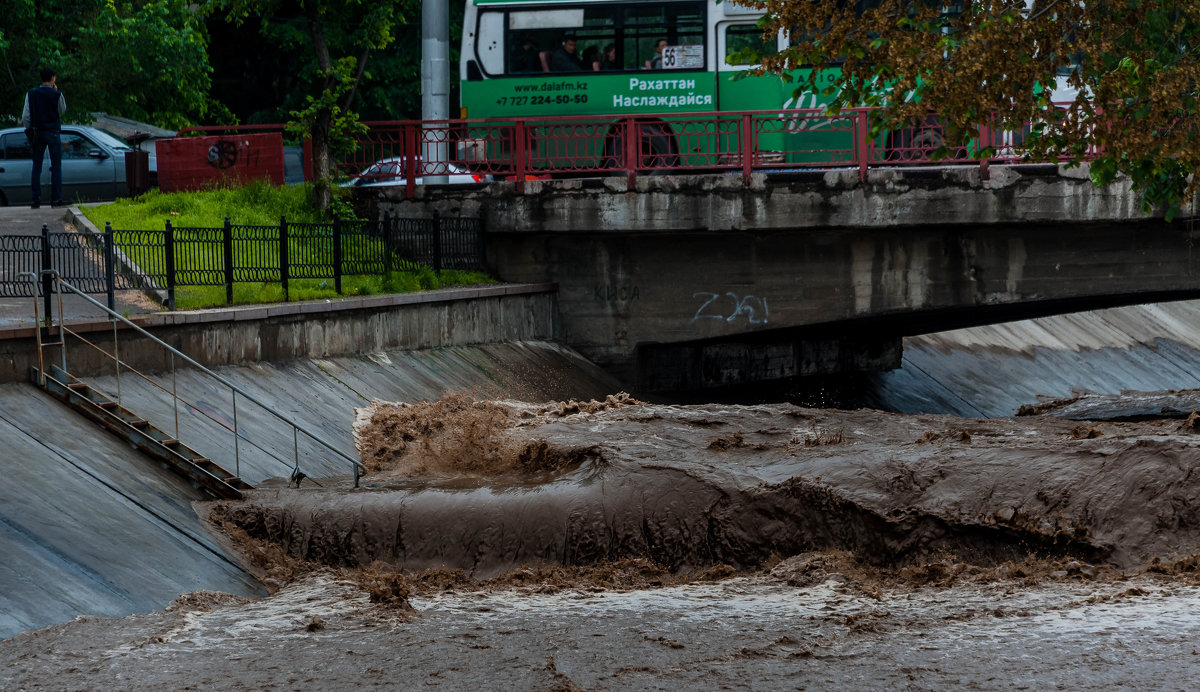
[{"x1": 10, "y1": 299, "x2": 1200, "y2": 689}]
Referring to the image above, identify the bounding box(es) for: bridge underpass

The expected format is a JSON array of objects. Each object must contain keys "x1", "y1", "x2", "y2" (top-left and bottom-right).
[{"x1": 378, "y1": 165, "x2": 1200, "y2": 390}]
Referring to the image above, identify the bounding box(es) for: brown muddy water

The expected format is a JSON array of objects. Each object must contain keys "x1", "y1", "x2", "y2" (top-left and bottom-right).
[{"x1": 7, "y1": 393, "x2": 1200, "y2": 689}]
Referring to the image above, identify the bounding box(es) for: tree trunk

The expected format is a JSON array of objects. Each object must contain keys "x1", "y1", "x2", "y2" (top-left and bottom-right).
[
  {"x1": 308, "y1": 7, "x2": 334, "y2": 211},
  {"x1": 311, "y1": 107, "x2": 332, "y2": 211}
]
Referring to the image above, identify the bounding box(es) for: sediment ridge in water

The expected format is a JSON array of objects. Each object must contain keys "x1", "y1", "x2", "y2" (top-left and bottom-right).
[{"x1": 207, "y1": 395, "x2": 1200, "y2": 577}]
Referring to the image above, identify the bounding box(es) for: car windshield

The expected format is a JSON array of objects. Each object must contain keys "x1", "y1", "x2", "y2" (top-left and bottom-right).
[{"x1": 87, "y1": 128, "x2": 133, "y2": 152}]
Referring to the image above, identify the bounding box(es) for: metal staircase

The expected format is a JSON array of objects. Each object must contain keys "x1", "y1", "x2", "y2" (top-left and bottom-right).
[
  {"x1": 34, "y1": 362, "x2": 250, "y2": 499},
  {"x1": 23, "y1": 271, "x2": 364, "y2": 497}
]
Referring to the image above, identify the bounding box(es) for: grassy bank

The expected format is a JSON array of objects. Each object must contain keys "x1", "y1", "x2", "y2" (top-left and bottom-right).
[{"x1": 83, "y1": 183, "x2": 495, "y2": 310}]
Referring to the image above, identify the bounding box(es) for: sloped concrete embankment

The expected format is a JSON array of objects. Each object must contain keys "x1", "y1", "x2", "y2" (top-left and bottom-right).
[{"x1": 0, "y1": 341, "x2": 623, "y2": 640}]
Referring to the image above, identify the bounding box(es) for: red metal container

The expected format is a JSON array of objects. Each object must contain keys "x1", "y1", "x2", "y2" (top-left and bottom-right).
[{"x1": 156, "y1": 133, "x2": 287, "y2": 192}]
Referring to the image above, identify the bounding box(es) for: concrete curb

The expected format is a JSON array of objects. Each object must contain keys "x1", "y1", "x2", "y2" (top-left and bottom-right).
[
  {"x1": 67, "y1": 206, "x2": 170, "y2": 305},
  {"x1": 0, "y1": 281, "x2": 558, "y2": 342}
]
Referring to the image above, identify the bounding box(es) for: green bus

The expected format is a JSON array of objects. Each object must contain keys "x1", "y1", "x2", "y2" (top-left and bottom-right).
[
  {"x1": 456, "y1": 0, "x2": 999, "y2": 173},
  {"x1": 457, "y1": 0, "x2": 864, "y2": 171}
]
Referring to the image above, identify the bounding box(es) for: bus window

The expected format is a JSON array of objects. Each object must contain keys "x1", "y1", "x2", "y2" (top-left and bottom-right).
[
  {"x1": 723, "y1": 23, "x2": 779, "y2": 69},
  {"x1": 621, "y1": 4, "x2": 704, "y2": 70},
  {"x1": 489, "y1": 2, "x2": 705, "y2": 75},
  {"x1": 506, "y1": 7, "x2": 614, "y2": 74}
]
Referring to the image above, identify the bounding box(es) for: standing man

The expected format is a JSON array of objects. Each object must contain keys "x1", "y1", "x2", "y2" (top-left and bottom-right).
[{"x1": 21, "y1": 67, "x2": 66, "y2": 208}]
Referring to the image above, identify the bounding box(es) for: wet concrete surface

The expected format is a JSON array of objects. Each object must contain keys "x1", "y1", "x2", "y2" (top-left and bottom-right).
[
  {"x1": 0, "y1": 205, "x2": 160, "y2": 326},
  {"x1": 0, "y1": 341, "x2": 621, "y2": 640},
  {"x1": 865, "y1": 300, "x2": 1200, "y2": 417}
]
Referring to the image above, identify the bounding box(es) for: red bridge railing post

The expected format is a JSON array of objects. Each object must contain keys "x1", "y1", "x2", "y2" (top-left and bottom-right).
[
  {"x1": 402, "y1": 124, "x2": 417, "y2": 200},
  {"x1": 624, "y1": 118, "x2": 637, "y2": 188},
  {"x1": 741, "y1": 113, "x2": 754, "y2": 185},
  {"x1": 856, "y1": 110, "x2": 870, "y2": 183},
  {"x1": 978, "y1": 118, "x2": 991, "y2": 181},
  {"x1": 514, "y1": 121, "x2": 527, "y2": 194}
]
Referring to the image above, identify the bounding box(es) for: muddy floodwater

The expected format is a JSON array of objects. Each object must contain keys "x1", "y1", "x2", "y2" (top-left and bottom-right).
[
  {"x1": 8, "y1": 396, "x2": 1200, "y2": 689},
  {"x1": 5, "y1": 570, "x2": 1200, "y2": 690}
]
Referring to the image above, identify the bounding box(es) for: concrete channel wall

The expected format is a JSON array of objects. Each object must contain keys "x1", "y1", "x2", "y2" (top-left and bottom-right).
[
  {"x1": 0, "y1": 337, "x2": 624, "y2": 641},
  {"x1": 0, "y1": 283, "x2": 558, "y2": 384},
  {"x1": 0, "y1": 284, "x2": 631, "y2": 641}
]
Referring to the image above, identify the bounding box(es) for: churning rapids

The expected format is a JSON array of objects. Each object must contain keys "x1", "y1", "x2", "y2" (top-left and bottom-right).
[{"x1": 9, "y1": 392, "x2": 1200, "y2": 689}]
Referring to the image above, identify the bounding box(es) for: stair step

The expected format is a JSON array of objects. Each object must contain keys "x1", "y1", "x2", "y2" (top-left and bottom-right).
[{"x1": 33, "y1": 365, "x2": 251, "y2": 500}]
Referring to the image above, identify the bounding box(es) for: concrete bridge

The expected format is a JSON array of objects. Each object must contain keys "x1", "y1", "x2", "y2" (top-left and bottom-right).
[{"x1": 370, "y1": 164, "x2": 1200, "y2": 390}]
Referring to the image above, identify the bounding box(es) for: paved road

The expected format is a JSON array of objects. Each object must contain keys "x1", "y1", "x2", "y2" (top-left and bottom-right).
[{"x1": 0, "y1": 205, "x2": 160, "y2": 327}]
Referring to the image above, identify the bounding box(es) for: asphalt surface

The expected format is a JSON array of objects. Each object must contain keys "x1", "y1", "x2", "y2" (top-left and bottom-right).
[{"x1": 0, "y1": 204, "x2": 160, "y2": 326}]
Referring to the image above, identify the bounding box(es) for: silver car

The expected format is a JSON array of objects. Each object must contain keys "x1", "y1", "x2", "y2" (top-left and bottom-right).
[
  {"x1": 342, "y1": 157, "x2": 492, "y2": 188},
  {"x1": 0, "y1": 125, "x2": 135, "y2": 206}
]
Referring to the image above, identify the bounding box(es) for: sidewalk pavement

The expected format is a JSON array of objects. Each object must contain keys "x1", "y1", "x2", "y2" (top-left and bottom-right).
[{"x1": 0, "y1": 205, "x2": 161, "y2": 327}]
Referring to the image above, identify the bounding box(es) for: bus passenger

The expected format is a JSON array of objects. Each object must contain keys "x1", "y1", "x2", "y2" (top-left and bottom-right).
[
  {"x1": 549, "y1": 36, "x2": 584, "y2": 72},
  {"x1": 511, "y1": 36, "x2": 540, "y2": 73},
  {"x1": 649, "y1": 39, "x2": 668, "y2": 69},
  {"x1": 581, "y1": 46, "x2": 601, "y2": 71},
  {"x1": 600, "y1": 44, "x2": 619, "y2": 71}
]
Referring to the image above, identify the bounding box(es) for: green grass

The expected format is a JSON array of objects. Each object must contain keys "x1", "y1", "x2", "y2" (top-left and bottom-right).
[{"x1": 82, "y1": 182, "x2": 496, "y2": 310}]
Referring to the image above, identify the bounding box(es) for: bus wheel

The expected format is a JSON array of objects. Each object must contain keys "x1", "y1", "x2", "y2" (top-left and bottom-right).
[
  {"x1": 885, "y1": 115, "x2": 947, "y2": 162},
  {"x1": 602, "y1": 121, "x2": 680, "y2": 172}
]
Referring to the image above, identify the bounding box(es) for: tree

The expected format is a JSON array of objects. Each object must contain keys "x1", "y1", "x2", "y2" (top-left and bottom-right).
[
  {"x1": 208, "y1": 0, "x2": 408, "y2": 210},
  {"x1": 0, "y1": 1, "x2": 221, "y2": 129},
  {"x1": 748, "y1": 0, "x2": 1200, "y2": 219}
]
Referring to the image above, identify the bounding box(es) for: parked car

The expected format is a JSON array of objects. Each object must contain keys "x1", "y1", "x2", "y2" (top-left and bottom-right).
[
  {"x1": 0, "y1": 125, "x2": 136, "y2": 206},
  {"x1": 342, "y1": 158, "x2": 491, "y2": 188}
]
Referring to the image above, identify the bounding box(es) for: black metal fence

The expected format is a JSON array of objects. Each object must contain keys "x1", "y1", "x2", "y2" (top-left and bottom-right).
[{"x1": 0, "y1": 214, "x2": 486, "y2": 310}]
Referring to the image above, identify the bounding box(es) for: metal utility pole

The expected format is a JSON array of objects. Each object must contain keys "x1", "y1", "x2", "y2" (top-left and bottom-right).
[{"x1": 421, "y1": 0, "x2": 450, "y2": 184}]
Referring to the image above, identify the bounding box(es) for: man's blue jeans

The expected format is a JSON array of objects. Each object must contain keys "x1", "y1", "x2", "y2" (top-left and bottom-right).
[{"x1": 30, "y1": 129, "x2": 62, "y2": 203}]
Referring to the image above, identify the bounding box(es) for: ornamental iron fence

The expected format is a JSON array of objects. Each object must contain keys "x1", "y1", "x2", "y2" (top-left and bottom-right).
[{"x1": 0, "y1": 214, "x2": 484, "y2": 311}]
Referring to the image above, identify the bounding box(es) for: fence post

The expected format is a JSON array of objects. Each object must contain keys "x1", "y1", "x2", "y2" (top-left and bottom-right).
[
  {"x1": 624, "y1": 118, "x2": 637, "y2": 188},
  {"x1": 476, "y1": 215, "x2": 487, "y2": 272},
  {"x1": 514, "y1": 121, "x2": 527, "y2": 194},
  {"x1": 432, "y1": 211, "x2": 443, "y2": 276},
  {"x1": 164, "y1": 221, "x2": 176, "y2": 311},
  {"x1": 403, "y1": 124, "x2": 417, "y2": 200},
  {"x1": 978, "y1": 117, "x2": 991, "y2": 181},
  {"x1": 856, "y1": 110, "x2": 870, "y2": 183},
  {"x1": 223, "y1": 216, "x2": 234, "y2": 304},
  {"x1": 741, "y1": 113, "x2": 754, "y2": 186},
  {"x1": 384, "y1": 214, "x2": 394, "y2": 275},
  {"x1": 40, "y1": 224, "x2": 51, "y2": 325},
  {"x1": 332, "y1": 216, "x2": 343, "y2": 295},
  {"x1": 279, "y1": 215, "x2": 290, "y2": 302},
  {"x1": 103, "y1": 222, "x2": 115, "y2": 312}
]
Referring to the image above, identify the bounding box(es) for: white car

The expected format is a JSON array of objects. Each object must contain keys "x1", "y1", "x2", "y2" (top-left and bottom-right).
[{"x1": 342, "y1": 158, "x2": 491, "y2": 187}]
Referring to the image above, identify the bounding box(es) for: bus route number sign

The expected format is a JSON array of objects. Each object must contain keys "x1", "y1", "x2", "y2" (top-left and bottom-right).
[{"x1": 661, "y1": 45, "x2": 703, "y2": 70}]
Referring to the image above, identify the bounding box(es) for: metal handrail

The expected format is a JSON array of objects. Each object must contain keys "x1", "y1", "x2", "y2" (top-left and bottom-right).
[{"x1": 23, "y1": 271, "x2": 364, "y2": 487}]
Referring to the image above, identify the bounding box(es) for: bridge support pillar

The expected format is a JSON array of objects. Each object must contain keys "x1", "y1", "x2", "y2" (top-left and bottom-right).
[{"x1": 637, "y1": 335, "x2": 901, "y2": 392}]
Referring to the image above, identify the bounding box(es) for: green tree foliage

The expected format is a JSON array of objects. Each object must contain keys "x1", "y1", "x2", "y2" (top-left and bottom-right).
[
  {"x1": 749, "y1": 0, "x2": 1200, "y2": 219},
  {"x1": 207, "y1": 0, "x2": 410, "y2": 210},
  {"x1": 0, "y1": 0, "x2": 221, "y2": 129},
  {"x1": 209, "y1": 0, "x2": 448, "y2": 125}
]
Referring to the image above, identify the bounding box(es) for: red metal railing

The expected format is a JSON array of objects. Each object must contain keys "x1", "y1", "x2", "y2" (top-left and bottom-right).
[
  {"x1": 174, "y1": 107, "x2": 1094, "y2": 198},
  {"x1": 341, "y1": 107, "x2": 1094, "y2": 197}
]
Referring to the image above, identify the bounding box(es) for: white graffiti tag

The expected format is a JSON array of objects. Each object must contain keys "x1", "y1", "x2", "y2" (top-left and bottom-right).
[{"x1": 692, "y1": 292, "x2": 769, "y2": 325}]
